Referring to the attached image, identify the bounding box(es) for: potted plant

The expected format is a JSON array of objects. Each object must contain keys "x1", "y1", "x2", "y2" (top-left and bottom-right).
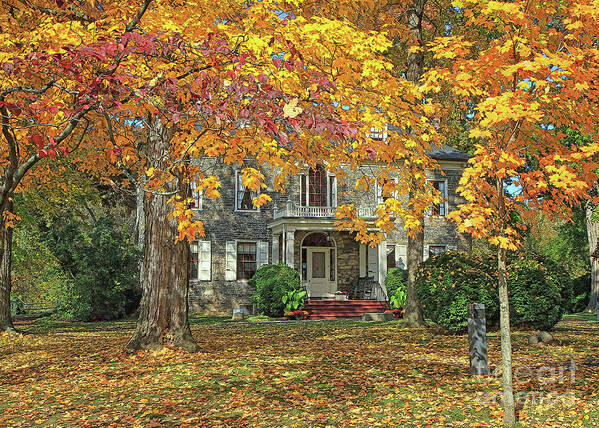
[
  {"x1": 282, "y1": 288, "x2": 307, "y2": 320},
  {"x1": 385, "y1": 288, "x2": 406, "y2": 319}
]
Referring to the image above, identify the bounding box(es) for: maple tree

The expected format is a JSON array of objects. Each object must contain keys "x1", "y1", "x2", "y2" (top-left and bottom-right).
[{"x1": 423, "y1": 1, "x2": 599, "y2": 425}]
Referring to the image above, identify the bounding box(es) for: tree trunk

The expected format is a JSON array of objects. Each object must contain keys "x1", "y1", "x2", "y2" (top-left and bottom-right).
[
  {"x1": 497, "y1": 245, "x2": 516, "y2": 427},
  {"x1": 405, "y1": 226, "x2": 427, "y2": 326},
  {"x1": 126, "y1": 117, "x2": 198, "y2": 353},
  {"x1": 0, "y1": 215, "x2": 15, "y2": 333},
  {"x1": 585, "y1": 198, "x2": 599, "y2": 312},
  {"x1": 496, "y1": 180, "x2": 515, "y2": 427},
  {"x1": 403, "y1": 0, "x2": 428, "y2": 328}
]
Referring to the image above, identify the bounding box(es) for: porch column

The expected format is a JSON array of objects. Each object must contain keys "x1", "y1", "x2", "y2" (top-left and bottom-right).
[
  {"x1": 378, "y1": 241, "x2": 388, "y2": 300},
  {"x1": 272, "y1": 234, "x2": 280, "y2": 264},
  {"x1": 285, "y1": 229, "x2": 295, "y2": 269}
]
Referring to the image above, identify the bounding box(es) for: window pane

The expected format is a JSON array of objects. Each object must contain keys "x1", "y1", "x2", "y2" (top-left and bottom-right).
[
  {"x1": 312, "y1": 251, "x2": 326, "y2": 278},
  {"x1": 387, "y1": 245, "x2": 396, "y2": 270},
  {"x1": 190, "y1": 241, "x2": 199, "y2": 280},
  {"x1": 330, "y1": 249, "x2": 335, "y2": 281},
  {"x1": 309, "y1": 166, "x2": 327, "y2": 207},
  {"x1": 237, "y1": 173, "x2": 256, "y2": 210}
]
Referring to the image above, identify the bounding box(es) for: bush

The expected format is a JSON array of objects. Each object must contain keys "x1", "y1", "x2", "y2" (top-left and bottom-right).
[
  {"x1": 415, "y1": 251, "x2": 498, "y2": 333},
  {"x1": 415, "y1": 250, "x2": 569, "y2": 333},
  {"x1": 385, "y1": 267, "x2": 407, "y2": 296},
  {"x1": 568, "y1": 273, "x2": 590, "y2": 313},
  {"x1": 10, "y1": 296, "x2": 25, "y2": 317},
  {"x1": 250, "y1": 264, "x2": 301, "y2": 317}
]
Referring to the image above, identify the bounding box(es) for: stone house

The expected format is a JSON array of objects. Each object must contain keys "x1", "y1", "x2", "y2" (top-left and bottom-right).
[{"x1": 188, "y1": 146, "x2": 470, "y2": 314}]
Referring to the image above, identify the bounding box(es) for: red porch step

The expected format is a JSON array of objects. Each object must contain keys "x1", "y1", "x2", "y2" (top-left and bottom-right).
[{"x1": 305, "y1": 300, "x2": 390, "y2": 320}]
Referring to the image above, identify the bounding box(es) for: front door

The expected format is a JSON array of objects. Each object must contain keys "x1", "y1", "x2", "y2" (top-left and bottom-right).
[{"x1": 307, "y1": 248, "x2": 331, "y2": 297}]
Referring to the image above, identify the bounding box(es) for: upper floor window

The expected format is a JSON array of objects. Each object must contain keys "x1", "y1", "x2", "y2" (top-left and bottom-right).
[
  {"x1": 236, "y1": 171, "x2": 258, "y2": 211},
  {"x1": 430, "y1": 180, "x2": 447, "y2": 216},
  {"x1": 190, "y1": 182, "x2": 203, "y2": 210},
  {"x1": 300, "y1": 165, "x2": 336, "y2": 207}
]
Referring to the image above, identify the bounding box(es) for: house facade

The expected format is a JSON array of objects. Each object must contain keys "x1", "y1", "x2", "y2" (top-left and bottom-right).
[{"x1": 188, "y1": 146, "x2": 471, "y2": 314}]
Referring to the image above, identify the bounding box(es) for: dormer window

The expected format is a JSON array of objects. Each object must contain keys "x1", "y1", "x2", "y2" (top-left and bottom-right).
[
  {"x1": 300, "y1": 165, "x2": 337, "y2": 207},
  {"x1": 369, "y1": 126, "x2": 388, "y2": 141}
]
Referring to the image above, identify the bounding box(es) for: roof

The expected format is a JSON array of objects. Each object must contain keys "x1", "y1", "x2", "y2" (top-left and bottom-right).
[{"x1": 427, "y1": 145, "x2": 471, "y2": 162}]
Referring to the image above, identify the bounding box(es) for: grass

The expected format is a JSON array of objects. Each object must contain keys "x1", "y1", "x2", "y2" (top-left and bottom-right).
[{"x1": 1, "y1": 315, "x2": 598, "y2": 426}]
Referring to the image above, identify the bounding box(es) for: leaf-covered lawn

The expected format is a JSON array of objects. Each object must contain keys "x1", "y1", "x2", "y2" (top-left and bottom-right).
[{"x1": 1, "y1": 317, "x2": 598, "y2": 427}]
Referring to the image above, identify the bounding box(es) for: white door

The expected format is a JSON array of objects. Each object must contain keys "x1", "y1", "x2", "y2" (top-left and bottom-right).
[{"x1": 307, "y1": 248, "x2": 330, "y2": 297}]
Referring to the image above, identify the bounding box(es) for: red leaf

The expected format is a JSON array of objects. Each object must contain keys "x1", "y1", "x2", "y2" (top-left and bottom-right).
[
  {"x1": 58, "y1": 146, "x2": 68, "y2": 157},
  {"x1": 31, "y1": 135, "x2": 44, "y2": 150}
]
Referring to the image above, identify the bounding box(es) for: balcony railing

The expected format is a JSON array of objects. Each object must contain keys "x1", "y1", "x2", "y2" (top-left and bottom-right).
[{"x1": 273, "y1": 201, "x2": 374, "y2": 220}]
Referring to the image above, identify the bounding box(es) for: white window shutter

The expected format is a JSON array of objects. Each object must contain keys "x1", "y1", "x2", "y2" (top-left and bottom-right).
[
  {"x1": 257, "y1": 241, "x2": 269, "y2": 267},
  {"x1": 367, "y1": 245, "x2": 378, "y2": 280},
  {"x1": 198, "y1": 241, "x2": 211, "y2": 280},
  {"x1": 359, "y1": 243, "x2": 367, "y2": 277},
  {"x1": 225, "y1": 241, "x2": 237, "y2": 280},
  {"x1": 423, "y1": 244, "x2": 430, "y2": 261},
  {"x1": 396, "y1": 244, "x2": 407, "y2": 270},
  {"x1": 330, "y1": 175, "x2": 337, "y2": 207}
]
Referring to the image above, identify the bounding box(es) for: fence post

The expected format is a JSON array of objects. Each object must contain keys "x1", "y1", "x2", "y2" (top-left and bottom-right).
[{"x1": 468, "y1": 303, "x2": 489, "y2": 376}]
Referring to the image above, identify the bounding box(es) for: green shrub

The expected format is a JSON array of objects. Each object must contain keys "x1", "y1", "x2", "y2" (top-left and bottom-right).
[
  {"x1": 415, "y1": 251, "x2": 498, "y2": 333},
  {"x1": 46, "y1": 217, "x2": 141, "y2": 321},
  {"x1": 250, "y1": 264, "x2": 301, "y2": 317},
  {"x1": 385, "y1": 267, "x2": 407, "y2": 296},
  {"x1": 415, "y1": 250, "x2": 569, "y2": 333},
  {"x1": 507, "y1": 254, "x2": 568, "y2": 330}
]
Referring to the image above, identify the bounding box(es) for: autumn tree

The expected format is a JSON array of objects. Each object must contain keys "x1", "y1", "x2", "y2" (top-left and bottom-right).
[{"x1": 424, "y1": 1, "x2": 599, "y2": 425}]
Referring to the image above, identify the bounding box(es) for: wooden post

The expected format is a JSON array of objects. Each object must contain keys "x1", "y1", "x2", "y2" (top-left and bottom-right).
[{"x1": 468, "y1": 303, "x2": 489, "y2": 375}]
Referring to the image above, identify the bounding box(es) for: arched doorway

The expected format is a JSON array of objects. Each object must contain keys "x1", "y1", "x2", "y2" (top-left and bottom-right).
[{"x1": 301, "y1": 232, "x2": 337, "y2": 298}]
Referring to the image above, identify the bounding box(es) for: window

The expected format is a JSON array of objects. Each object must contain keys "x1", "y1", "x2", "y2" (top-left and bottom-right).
[
  {"x1": 300, "y1": 166, "x2": 336, "y2": 207},
  {"x1": 428, "y1": 245, "x2": 447, "y2": 259},
  {"x1": 190, "y1": 241, "x2": 211, "y2": 280},
  {"x1": 430, "y1": 180, "x2": 447, "y2": 216},
  {"x1": 237, "y1": 242, "x2": 257, "y2": 280},
  {"x1": 377, "y1": 177, "x2": 398, "y2": 205},
  {"x1": 190, "y1": 182, "x2": 203, "y2": 210},
  {"x1": 236, "y1": 171, "x2": 258, "y2": 211}
]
